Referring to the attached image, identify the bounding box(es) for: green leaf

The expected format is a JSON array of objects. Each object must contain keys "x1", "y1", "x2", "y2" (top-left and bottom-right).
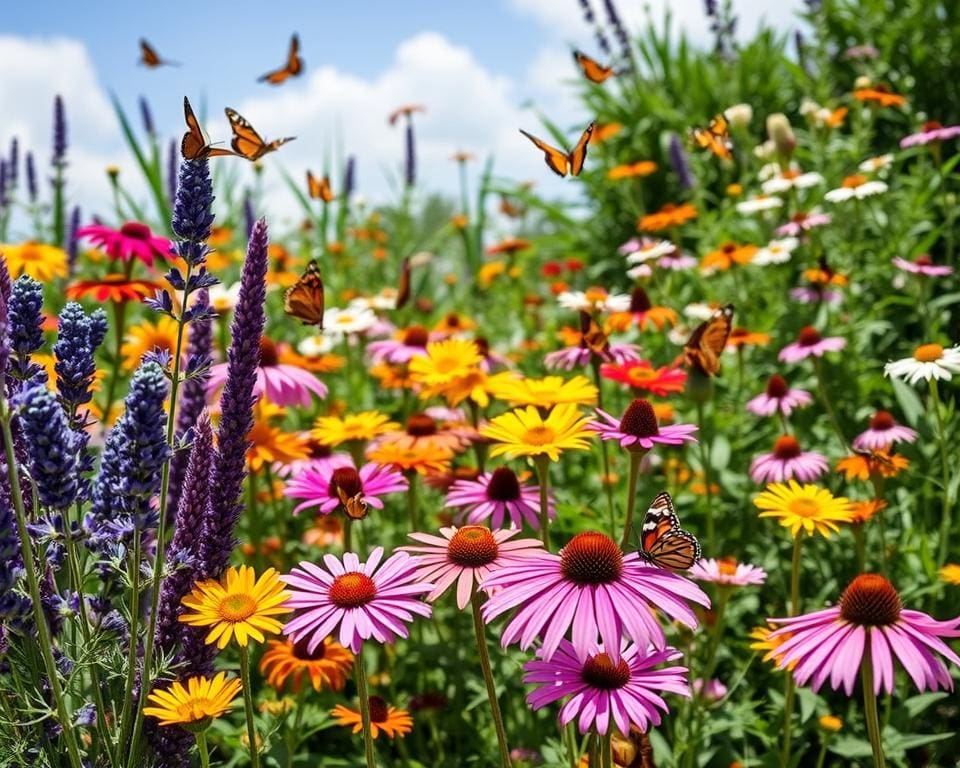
[{"x1": 890, "y1": 376, "x2": 925, "y2": 427}]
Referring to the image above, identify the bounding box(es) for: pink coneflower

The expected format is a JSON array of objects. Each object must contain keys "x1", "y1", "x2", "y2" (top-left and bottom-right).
[
  {"x1": 789, "y1": 286, "x2": 844, "y2": 305},
  {"x1": 76, "y1": 221, "x2": 173, "y2": 268},
  {"x1": 544, "y1": 342, "x2": 641, "y2": 371},
  {"x1": 778, "y1": 326, "x2": 846, "y2": 363},
  {"x1": 482, "y1": 530, "x2": 710, "y2": 660},
  {"x1": 523, "y1": 640, "x2": 689, "y2": 736},
  {"x1": 374, "y1": 412, "x2": 476, "y2": 453},
  {"x1": 689, "y1": 557, "x2": 767, "y2": 587},
  {"x1": 619, "y1": 237, "x2": 674, "y2": 262},
  {"x1": 852, "y1": 410, "x2": 918, "y2": 451},
  {"x1": 775, "y1": 211, "x2": 832, "y2": 237},
  {"x1": 900, "y1": 121, "x2": 960, "y2": 149},
  {"x1": 768, "y1": 574, "x2": 960, "y2": 694},
  {"x1": 282, "y1": 548, "x2": 432, "y2": 653},
  {"x1": 589, "y1": 398, "x2": 698, "y2": 452},
  {"x1": 445, "y1": 467, "x2": 554, "y2": 530},
  {"x1": 657, "y1": 249, "x2": 697, "y2": 271},
  {"x1": 750, "y1": 435, "x2": 828, "y2": 484},
  {"x1": 400, "y1": 526, "x2": 543, "y2": 609},
  {"x1": 273, "y1": 444, "x2": 353, "y2": 479},
  {"x1": 746, "y1": 374, "x2": 814, "y2": 417},
  {"x1": 208, "y1": 337, "x2": 328, "y2": 407},
  {"x1": 892, "y1": 254, "x2": 953, "y2": 277},
  {"x1": 283, "y1": 461, "x2": 408, "y2": 515},
  {"x1": 366, "y1": 324, "x2": 433, "y2": 364},
  {"x1": 691, "y1": 678, "x2": 728, "y2": 702}
]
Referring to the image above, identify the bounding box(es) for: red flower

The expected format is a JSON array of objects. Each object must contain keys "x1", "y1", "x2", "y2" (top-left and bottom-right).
[
  {"x1": 77, "y1": 221, "x2": 173, "y2": 268},
  {"x1": 600, "y1": 360, "x2": 687, "y2": 397},
  {"x1": 66, "y1": 275, "x2": 161, "y2": 303}
]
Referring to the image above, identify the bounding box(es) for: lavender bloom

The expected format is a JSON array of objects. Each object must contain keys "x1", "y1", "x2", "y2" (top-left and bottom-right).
[
  {"x1": 200, "y1": 219, "x2": 268, "y2": 578},
  {"x1": 171, "y1": 159, "x2": 214, "y2": 266},
  {"x1": 7, "y1": 139, "x2": 18, "y2": 192},
  {"x1": 67, "y1": 206, "x2": 81, "y2": 274},
  {"x1": 404, "y1": 122, "x2": 416, "y2": 188},
  {"x1": 25, "y1": 152, "x2": 37, "y2": 204},
  {"x1": 578, "y1": 0, "x2": 611, "y2": 54},
  {"x1": 139, "y1": 96, "x2": 155, "y2": 137},
  {"x1": 14, "y1": 384, "x2": 81, "y2": 510},
  {"x1": 668, "y1": 133, "x2": 695, "y2": 190},
  {"x1": 166, "y1": 139, "x2": 178, "y2": 209},
  {"x1": 53, "y1": 302, "x2": 106, "y2": 420},
  {"x1": 8, "y1": 276, "x2": 45, "y2": 383},
  {"x1": 0, "y1": 162, "x2": 8, "y2": 210},
  {"x1": 243, "y1": 195, "x2": 255, "y2": 239},
  {"x1": 52, "y1": 95, "x2": 67, "y2": 167},
  {"x1": 342, "y1": 155, "x2": 356, "y2": 198},
  {"x1": 0, "y1": 256, "x2": 11, "y2": 382},
  {"x1": 602, "y1": 0, "x2": 630, "y2": 60}
]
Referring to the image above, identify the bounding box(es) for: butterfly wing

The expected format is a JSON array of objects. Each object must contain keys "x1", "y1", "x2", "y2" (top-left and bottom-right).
[
  {"x1": 396, "y1": 256, "x2": 412, "y2": 309},
  {"x1": 306, "y1": 171, "x2": 334, "y2": 201},
  {"x1": 579, "y1": 311, "x2": 609, "y2": 357},
  {"x1": 284, "y1": 260, "x2": 325, "y2": 327},
  {"x1": 573, "y1": 50, "x2": 614, "y2": 83},
  {"x1": 691, "y1": 115, "x2": 733, "y2": 160},
  {"x1": 519, "y1": 129, "x2": 569, "y2": 177},
  {"x1": 337, "y1": 487, "x2": 369, "y2": 520},
  {"x1": 568, "y1": 121, "x2": 596, "y2": 176},
  {"x1": 140, "y1": 39, "x2": 160, "y2": 67},
  {"x1": 637, "y1": 492, "x2": 701, "y2": 571},
  {"x1": 182, "y1": 98, "x2": 236, "y2": 159},
  {"x1": 261, "y1": 137, "x2": 297, "y2": 157},
  {"x1": 684, "y1": 304, "x2": 734, "y2": 376},
  {"x1": 225, "y1": 108, "x2": 268, "y2": 159},
  {"x1": 288, "y1": 33, "x2": 303, "y2": 75}
]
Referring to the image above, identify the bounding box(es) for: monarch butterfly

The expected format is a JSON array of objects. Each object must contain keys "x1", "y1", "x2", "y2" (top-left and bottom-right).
[
  {"x1": 139, "y1": 39, "x2": 178, "y2": 68},
  {"x1": 683, "y1": 304, "x2": 734, "y2": 376},
  {"x1": 520, "y1": 121, "x2": 595, "y2": 178},
  {"x1": 306, "y1": 171, "x2": 335, "y2": 202},
  {"x1": 224, "y1": 108, "x2": 296, "y2": 161},
  {"x1": 572, "y1": 50, "x2": 615, "y2": 83},
  {"x1": 337, "y1": 487, "x2": 369, "y2": 520},
  {"x1": 258, "y1": 34, "x2": 303, "y2": 85},
  {"x1": 284, "y1": 260, "x2": 325, "y2": 327},
  {"x1": 181, "y1": 97, "x2": 237, "y2": 161},
  {"x1": 690, "y1": 115, "x2": 734, "y2": 160},
  {"x1": 579, "y1": 311, "x2": 609, "y2": 357},
  {"x1": 396, "y1": 256, "x2": 412, "y2": 310},
  {"x1": 636, "y1": 492, "x2": 701, "y2": 571}
]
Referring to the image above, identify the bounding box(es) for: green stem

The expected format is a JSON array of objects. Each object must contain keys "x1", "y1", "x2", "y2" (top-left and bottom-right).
[
  {"x1": 471, "y1": 591, "x2": 512, "y2": 767},
  {"x1": 695, "y1": 400, "x2": 715, "y2": 553},
  {"x1": 196, "y1": 730, "x2": 211, "y2": 768},
  {"x1": 100, "y1": 300, "x2": 129, "y2": 432},
  {"x1": 240, "y1": 646, "x2": 261, "y2": 768},
  {"x1": 620, "y1": 450, "x2": 643, "y2": 549},
  {"x1": 534, "y1": 456, "x2": 551, "y2": 548},
  {"x1": 790, "y1": 535, "x2": 803, "y2": 617},
  {"x1": 117, "y1": 532, "x2": 142, "y2": 754},
  {"x1": 564, "y1": 722, "x2": 578, "y2": 768},
  {"x1": 588, "y1": 732, "x2": 599, "y2": 768},
  {"x1": 592, "y1": 362, "x2": 616, "y2": 536},
  {"x1": 601, "y1": 731, "x2": 613, "y2": 768},
  {"x1": 812, "y1": 357, "x2": 847, "y2": 448},
  {"x1": 780, "y1": 535, "x2": 803, "y2": 768},
  {"x1": 248, "y1": 470, "x2": 262, "y2": 570},
  {"x1": 406, "y1": 473, "x2": 420, "y2": 532},
  {"x1": 861, "y1": 648, "x2": 886, "y2": 768},
  {"x1": 355, "y1": 647, "x2": 377, "y2": 768},
  {"x1": 930, "y1": 382, "x2": 953, "y2": 566}
]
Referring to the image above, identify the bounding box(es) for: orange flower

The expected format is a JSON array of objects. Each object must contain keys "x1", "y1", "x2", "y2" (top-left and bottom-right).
[
  {"x1": 802, "y1": 267, "x2": 848, "y2": 286},
  {"x1": 278, "y1": 346, "x2": 345, "y2": 374},
  {"x1": 259, "y1": 637, "x2": 353, "y2": 693},
  {"x1": 388, "y1": 104, "x2": 425, "y2": 125},
  {"x1": 486, "y1": 237, "x2": 531, "y2": 255},
  {"x1": 370, "y1": 362, "x2": 416, "y2": 390},
  {"x1": 432, "y1": 312, "x2": 477, "y2": 336},
  {"x1": 638, "y1": 203, "x2": 698, "y2": 232},
  {"x1": 67, "y1": 275, "x2": 160, "y2": 303},
  {"x1": 824, "y1": 106, "x2": 848, "y2": 128},
  {"x1": 303, "y1": 515, "x2": 344, "y2": 548},
  {"x1": 726, "y1": 328, "x2": 770, "y2": 349},
  {"x1": 836, "y1": 451, "x2": 909, "y2": 481},
  {"x1": 701, "y1": 242, "x2": 758, "y2": 272},
  {"x1": 608, "y1": 161, "x2": 657, "y2": 180},
  {"x1": 849, "y1": 499, "x2": 887, "y2": 524},
  {"x1": 451, "y1": 214, "x2": 469, "y2": 229},
  {"x1": 853, "y1": 87, "x2": 907, "y2": 108},
  {"x1": 366, "y1": 441, "x2": 454, "y2": 475},
  {"x1": 589, "y1": 122, "x2": 623, "y2": 143},
  {"x1": 332, "y1": 696, "x2": 413, "y2": 739}
]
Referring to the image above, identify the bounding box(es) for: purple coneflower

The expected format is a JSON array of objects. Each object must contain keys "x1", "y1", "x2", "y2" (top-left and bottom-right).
[
  {"x1": 750, "y1": 435, "x2": 828, "y2": 484},
  {"x1": 207, "y1": 337, "x2": 327, "y2": 407},
  {"x1": 283, "y1": 460, "x2": 407, "y2": 516},
  {"x1": 76, "y1": 221, "x2": 173, "y2": 268},
  {"x1": 657, "y1": 249, "x2": 697, "y2": 271},
  {"x1": 689, "y1": 557, "x2": 767, "y2": 587},
  {"x1": 789, "y1": 286, "x2": 844, "y2": 305},
  {"x1": 446, "y1": 467, "x2": 553, "y2": 530},
  {"x1": 892, "y1": 254, "x2": 953, "y2": 277},
  {"x1": 745, "y1": 374, "x2": 813, "y2": 417},
  {"x1": 691, "y1": 678, "x2": 728, "y2": 702},
  {"x1": 775, "y1": 210, "x2": 831, "y2": 237},
  {"x1": 852, "y1": 410, "x2": 917, "y2": 451},
  {"x1": 367, "y1": 325, "x2": 432, "y2": 364},
  {"x1": 589, "y1": 398, "x2": 698, "y2": 452},
  {"x1": 900, "y1": 121, "x2": 960, "y2": 149},
  {"x1": 778, "y1": 326, "x2": 846, "y2": 363},
  {"x1": 544, "y1": 342, "x2": 641, "y2": 371}
]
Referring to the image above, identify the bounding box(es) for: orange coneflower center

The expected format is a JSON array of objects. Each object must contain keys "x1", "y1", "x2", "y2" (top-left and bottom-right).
[
  {"x1": 486, "y1": 467, "x2": 521, "y2": 501},
  {"x1": 218, "y1": 594, "x2": 257, "y2": 622},
  {"x1": 120, "y1": 221, "x2": 151, "y2": 240},
  {"x1": 368, "y1": 696, "x2": 389, "y2": 723},
  {"x1": 914, "y1": 253, "x2": 933, "y2": 267},
  {"x1": 766, "y1": 374, "x2": 789, "y2": 398},
  {"x1": 839, "y1": 574, "x2": 902, "y2": 626},
  {"x1": 619, "y1": 399, "x2": 659, "y2": 438},
  {"x1": 717, "y1": 557, "x2": 738, "y2": 577},
  {"x1": 403, "y1": 325, "x2": 430, "y2": 347},
  {"x1": 629, "y1": 287, "x2": 652, "y2": 314},
  {"x1": 406, "y1": 414, "x2": 438, "y2": 437},
  {"x1": 329, "y1": 467, "x2": 363, "y2": 499},
  {"x1": 841, "y1": 174, "x2": 868, "y2": 189},
  {"x1": 869, "y1": 411, "x2": 895, "y2": 431},
  {"x1": 773, "y1": 435, "x2": 802, "y2": 460},
  {"x1": 561, "y1": 532, "x2": 623, "y2": 584},
  {"x1": 521, "y1": 425, "x2": 557, "y2": 446},
  {"x1": 447, "y1": 526, "x2": 498, "y2": 567},
  {"x1": 292, "y1": 636, "x2": 328, "y2": 661},
  {"x1": 913, "y1": 344, "x2": 943, "y2": 363},
  {"x1": 259, "y1": 337, "x2": 280, "y2": 367},
  {"x1": 176, "y1": 699, "x2": 216, "y2": 724},
  {"x1": 329, "y1": 572, "x2": 377, "y2": 608},
  {"x1": 581, "y1": 653, "x2": 631, "y2": 690},
  {"x1": 797, "y1": 326, "x2": 822, "y2": 347}
]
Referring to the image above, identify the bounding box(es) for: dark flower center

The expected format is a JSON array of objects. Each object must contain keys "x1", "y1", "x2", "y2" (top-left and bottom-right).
[
  {"x1": 406, "y1": 414, "x2": 437, "y2": 437},
  {"x1": 329, "y1": 572, "x2": 376, "y2": 608},
  {"x1": 330, "y1": 467, "x2": 363, "y2": 499},
  {"x1": 797, "y1": 326, "x2": 822, "y2": 347},
  {"x1": 721, "y1": 242, "x2": 737, "y2": 254},
  {"x1": 869, "y1": 410, "x2": 895, "y2": 431},
  {"x1": 307, "y1": 439, "x2": 333, "y2": 459},
  {"x1": 923, "y1": 121, "x2": 943, "y2": 132},
  {"x1": 629, "y1": 287, "x2": 652, "y2": 313},
  {"x1": 560, "y1": 532, "x2": 623, "y2": 584},
  {"x1": 259, "y1": 337, "x2": 279, "y2": 367},
  {"x1": 447, "y1": 526, "x2": 499, "y2": 567},
  {"x1": 839, "y1": 574, "x2": 902, "y2": 626},
  {"x1": 581, "y1": 653, "x2": 631, "y2": 690},
  {"x1": 475, "y1": 336, "x2": 490, "y2": 357},
  {"x1": 292, "y1": 635, "x2": 327, "y2": 661},
  {"x1": 765, "y1": 374, "x2": 789, "y2": 399},
  {"x1": 403, "y1": 325, "x2": 429, "y2": 347},
  {"x1": 120, "y1": 221, "x2": 151, "y2": 241},
  {"x1": 368, "y1": 696, "x2": 389, "y2": 723},
  {"x1": 618, "y1": 399, "x2": 659, "y2": 438},
  {"x1": 408, "y1": 692, "x2": 447, "y2": 711},
  {"x1": 486, "y1": 467, "x2": 522, "y2": 501},
  {"x1": 914, "y1": 253, "x2": 932, "y2": 267},
  {"x1": 773, "y1": 435, "x2": 802, "y2": 459}
]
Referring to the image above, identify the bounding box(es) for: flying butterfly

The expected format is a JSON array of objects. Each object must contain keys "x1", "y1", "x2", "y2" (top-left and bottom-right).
[
  {"x1": 579, "y1": 311, "x2": 609, "y2": 358},
  {"x1": 181, "y1": 97, "x2": 238, "y2": 161},
  {"x1": 636, "y1": 492, "x2": 701, "y2": 571},
  {"x1": 258, "y1": 34, "x2": 303, "y2": 85},
  {"x1": 572, "y1": 50, "x2": 616, "y2": 83},
  {"x1": 225, "y1": 108, "x2": 296, "y2": 161},
  {"x1": 306, "y1": 171, "x2": 335, "y2": 202},
  {"x1": 139, "y1": 39, "x2": 178, "y2": 68},
  {"x1": 284, "y1": 259, "x2": 325, "y2": 327},
  {"x1": 520, "y1": 120, "x2": 595, "y2": 178},
  {"x1": 396, "y1": 256, "x2": 412, "y2": 310},
  {"x1": 337, "y1": 487, "x2": 369, "y2": 521},
  {"x1": 683, "y1": 303, "x2": 734, "y2": 377},
  {"x1": 690, "y1": 115, "x2": 734, "y2": 160}
]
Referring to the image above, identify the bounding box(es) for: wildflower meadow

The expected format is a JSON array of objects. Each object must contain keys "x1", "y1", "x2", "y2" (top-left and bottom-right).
[{"x1": 1, "y1": 1, "x2": 960, "y2": 766}]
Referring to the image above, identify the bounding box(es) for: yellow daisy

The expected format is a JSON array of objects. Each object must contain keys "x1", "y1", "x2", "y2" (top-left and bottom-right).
[
  {"x1": 312, "y1": 411, "x2": 399, "y2": 447},
  {"x1": 487, "y1": 373, "x2": 598, "y2": 408},
  {"x1": 366, "y1": 441, "x2": 453, "y2": 475},
  {"x1": 179, "y1": 566, "x2": 291, "y2": 649},
  {"x1": 2, "y1": 241, "x2": 68, "y2": 281},
  {"x1": 143, "y1": 672, "x2": 241, "y2": 729},
  {"x1": 480, "y1": 403, "x2": 593, "y2": 461},
  {"x1": 940, "y1": 564, "x2": 960, "y2": 586},
  {"x1": 121, "y1": 316, "x2": 180, "y2": 371},
  {"x1": 408, "y1": 338, "x2": 483, "y2": 388},
  {"x1": 753, "y1": 481, "x2": 852, "y2": 538}
]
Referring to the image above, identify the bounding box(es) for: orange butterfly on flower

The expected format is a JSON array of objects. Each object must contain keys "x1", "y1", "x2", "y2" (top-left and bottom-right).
[
  {"x1": 284, "y1": 260, "x2": 325, "y2": 328},
  {"x1": 636, "y1": 492, "x2": 701, "y2": 570},
  {"x1": 306, "y1": 171, "x2": 335, "y2": 203},
  {"x1": 520, "y1": 120, "x2": 596, "y2": 178},
  {"x1": 181, "y1": 97, "x2": 237, "y2": 161},
  {"x1": 572, "y1": 50, "x2": 617, "y2": 83},
  {"x1": 138, "y1": 39, "x2": 178, "y2": 68},
  {"x1": 683, "y1": 304, "x2": 734, "y2": 376},
  {"x1": 225, "y1": 108, "x2": 296, "y2": 161},
  {"x1": 258, "y1": 34, "x2": 303, "y2": 85},
  {"x1": 690, "y1": 115, "x2": 734, "y2": 160}
]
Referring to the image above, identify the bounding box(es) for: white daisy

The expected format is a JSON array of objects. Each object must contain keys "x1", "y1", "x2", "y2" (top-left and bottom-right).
[
  {"x1": 859, "y1": 154, "x2": 894, "y2": 173},
  {"x1": 626, "y1": 263, "x2": 653, "y2": 280},
  {"x1": 207, "y1": 282, "x2": 241, "y2": 312},
  {"x1": 349, "y1": 289, "x2": 398, "y2": 311},
  {"x1": 683, "y1": 302, "x2": 715, "y2": 322},
  {"x1": 322, "y1": 306, "x2": 377, "y2": 338},
  {"x1": 762, "y1": 171, "x2": 825, "y2": 195},
  {"x1": 625, "y1": 239, "x2": 674, "y2": 264},
  {"x1": 557, "y1": 290, "x2": 631, "y2": 313},
  {"x1": 824, "y1": 177, "x2": 888, "y2": 203},
  {"x1": 298, "y1": 334, "x2": 334, "y2": 357},
  {"x1": 736, "y1": 195, "x2": 784, "y2": 214},
  {"x1": 753, "y1": 237, "x2": 799, "y2": 266},
  {"x1": 884, "y1": 343, "x2": 960, "y2": 384}
]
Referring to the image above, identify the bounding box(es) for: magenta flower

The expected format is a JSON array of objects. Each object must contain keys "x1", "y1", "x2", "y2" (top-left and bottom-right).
[
  {"x1": 445, "y1": 467, "x2": 553, "y2": 530},
  {"x1": 482, "y1": 531, "x2": 709, "y2": 660},
  {"x1": 400, "y1": 526, "x2": 543, "y2": 609},
  {"x1": 750, "y1": 435, "x2": 828, "y2": 484},
  {"x1": 789, "y1": 286, "x2": 843, "y2": 305},
  {"x1": 544, "y1": 342, "x2": 641, "y2": 371},
  {"x1": 589, "y1": 398, "x2": 698, "y2": 452},
  {"x1": 746, "y1": 374, "x2": 813, "y2": 417},
  {"x1": 852, "y1": 410, "x2": 918, "y2": 451},
  {"x1": 892, "y1": 255, "x2": 953, "y2": 277},
  {"x1": 775, "y1": 211, "x2": 831, "y2": 237},
  {"x1": 778, "y1": 326, "x2": 846, "y2": 363},
  {"x1": 689, "y1": 558, "x2": 767, "y2": 587},
  {"x1": 77, "y1": 221, "x2": 173, "y2": 268},
  {"x1": 900, "y1": 121, "x2": 960, "y2": 149},
  {"x1": 273, "y1": 449, "x2": 353, "y2": 480},
  {"x1": 657, "y1": 250, "x2": 697, "y2": 271},
  {"x1": 283, "y1": 460, "x2": 407, "y2": 515},
  {"x1": 691, "y1": 678, "x2": 728, "y2": 702},
  {"x1": 282, "y1": 548, "x2": 432, "y2": 653},
  {"x1": 523, "y1": 640, "x2": 689, "y2": 735},
  {"x1": 207, "y1": 337, "x2": 327, "y2": 407},
  {"x1": 768, "y1": 574, "x2": 960, "y2": 694},
  {"x1": 366, "y1": 324, "x2": 432, "y2": 364}
]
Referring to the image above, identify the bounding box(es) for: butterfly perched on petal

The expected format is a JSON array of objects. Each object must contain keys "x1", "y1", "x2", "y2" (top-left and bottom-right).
[
  {"x1": 224, "y1": 108, "x2": 296, "y2": 161},
  {"x1": 683, "y1": 304, "x2": 734, "y2": 376},
  {"x1": 690, "y1": 115, "x2": 734, "y2": 160},
  {"x1": 258, "y1": 34, "x2": 303, "y2": 85},
  {"x1": 139, "y1": 39, "x2": 178, "y2": 68},
  {"x1": 579, "y1": 311, "x2": 609, "y2": 357},
  {"x1": 181, "y1": 97, "x2": 238, "y2": 161},
  {"x1": 572, "y1": 50, "x2": 616, "y2": 83},
  {"x1": 284, "y1": 260, "x2": 325, "y2": 328},
  {"x1": 337, "y1": 487, "x2": 369, "y2": 520},
  {"x1": 306, "y1": 171, "x2": 335, "y2": 202},
  {"x1": 636, "y1": 492, "x2": 701, "y2": 571},
  {"x1": 520, "y1": 121, "x2": 595, "y2": 178}
]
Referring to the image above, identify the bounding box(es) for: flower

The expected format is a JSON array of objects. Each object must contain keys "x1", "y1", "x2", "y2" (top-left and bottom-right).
[
  {"x1": 853, "y1": 86, "x2": 907, "y2": 107},
  {"x1": 367, "y1": 325, "x2": 432, "y2": 364},
  {"x1": 761, "y1": 169, "x2": 824, "y2": 195},
  {"x1": 608, "y1": 160, "x2": 657, "y2": 180},
  {"x1": 884, "y1": 343, "x2": 960, "y2": 384},
  {"x1": 940, "y1": 565, "x2": 960, "y2": 586},
  {"x1": 901, "y1": 121, "x2": 960, "y2": 148},
  {"x1": 179, "y1": 565, "x2": 291, "y2": 649},
  {"x1": 259, "y1": 637, "x2": 353, "y2": 693},
  {"x1": 726, "y1": 328, "x2": 770, "y2": 349},
  {"x1": 745, "y1": 374, "x2": 813, "y2": 417},
  {"x1": 283, "y1": 460, "x2": 408, "y2": 515},
  {"x1": 312, "y1": 411, "x2": 399, "y2": 447},
  {"x1": 689, "y1": 557, "x2": 767, "y2": 587},
  {"x1": 282, "y1": 548, "x2": 432, "y2": 653},
  {"x1": 208, "y1": 337, "x2": 327, "y2": 407},
  {"x1": 836, "y1": 450, "x2": 909, "y2": 481},
  {"x1": 2, "y1": 241, "x2": 69, "y2": 281},
  {"x1": 656, "y1": 249, "x2": 697, "y2": 271},
  {"x1": 620, "y1": 238, "x2": 674, "y2": 263},
  {"x1": 819, "y1": 715, "x2": 843, "y2": 732},
  {"x1": 749, "y1": 624, "x2": 794, "y2": 668},
  {"x1": 375, "y1": 412, "x2": 475, "y2": 454},
  {"x1": 752, "y1": 238, "x2": 799, "y2": 266},
  {"x1": 852, "y1": 411, "x2": 917, "y2": 451},
  {"x1": 523, "y1": 640, "x2": 689, "y2": 736},
  {"x1": 859, "y1": 154, "x2": 894, "y2": 173},
  {"x1": 590, "y1": 398, "x2": 697, "y2": 452},
  {"x1": 482, "y1": 530, "x2": 709, "y2": 659},
  {"x1": 776, "y1": 210, "x2": 831, "y2": 237},
  {"x1": 480, "y1": 404, "x2": 593, "y2": 462},
  {"x1": 557, "y1": 288, "x2": 630, "y2": 314},
  {"x1": 754, "y1": 481, "x2": 852, "y2": 538},
  {"x1": 401, "y1": 526, "x2": 544, "y2": 609},
  {"x1": 77, "y1": 222, "x2": 172, "y2": 267},
  {"x1": 208, "y1": 282, "x2": 242, "y2": 312},
  {"x1": 750, "y1": 435, "x2": 828, "y2": 484},
  {"x1": 778, "y1": 326, "x2": 846, "y2": 363},
  {"x1": 122, "y1": 316, "x2": 179, "y2": 371},
  {"x1": 408, "y1": 338, "x2": 484, "y2": 395},
  {"x1": 736, "y1": 195, "x2": 783, "y2": 214},
  {"x1": 366, "y1": 442, "x2": 454, "y2": 475},
  {"x1": 322, "y1": 306, "x2": 377, "y2": 338},
  {"x1": 488, "y1": 374, "x2": 597, "y2": 408},
  {"x1": 544, "y1": 341, "x2": 641, "y2": 371},
  {"x1": 892, "y1": 254, "x2": 953, "y2": 277},
  {"x1": 66, "y1": 275, "x2": 161, "y2": 303},
  {"x1": 701, "y1": 242, "x2": 758, "y2": 272},
  {"x1": 445, "y1": 467, "x2": 553, "y2": 530},
  {"x1": 850, "y1": 499, "x2": 886, "y2": 525},
  {"x1": 638, "y1": 203, "x2": 698, "y2": 232},
  {"x1": 246, "y1": 403, "x2": 310, "y2": 471},
  {"x1": 606, "y1": 287, "x2": 678, "y2": 331},
  {"x1": 824, "y1": 175, "x2": 887, "y2": 203},
  {"x1": 768, "y1": 574, "x2": 960, "y2": 694},
  {"x1": 332, "y1": 696, "x2": 413, "y2": 739},
  {"x1": 144, "y1": 672, "x2": 241, "y2": 728},
  {"x1": 600, "y1": 360, "x2": 687, "y2": 396}
]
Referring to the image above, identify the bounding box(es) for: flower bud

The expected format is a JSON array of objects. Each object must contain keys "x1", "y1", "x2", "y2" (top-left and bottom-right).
[
  {"x1": 766, "y1": 113, "x2": 796, "y2": 157},
  {"x1": 724, "y1": 103, "x2": 753, "y2": 129}
]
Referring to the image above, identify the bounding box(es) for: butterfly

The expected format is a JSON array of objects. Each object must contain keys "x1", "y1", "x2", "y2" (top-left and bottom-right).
[
  {"x1": 181, "y1": 97, "x2": 238, "y2": 161},
  {"x1": 306, "y1": 171, "x2": 335, "y2": 202},
  {"x1": 579, "y1": 311, "x2": 609, "y2": 357},
  {"x1": 258, "y1": 34, "x2": 303, "y2": 85},
  {"x1": 396, "y1": 256, "x2": 412, "y2": 309},
  {"x1": 636, "y1": 492, "x2": 701, "y2": 571},
  {"x1": 139, "y1": 39, "x2": 178, "y2": 68},
  {"x1": 284, "y1": 260, "x2": 325, "y2": 327},
  {"x1": 690, "y1": 115, "x2": 734, "y2": 160},
  {"x1": 225, "y1": 108, "x2": 296, "y2": 161},
  {"x1": 572, "y1": 50, "x2": 615, "y2": 83},
  {"x1": 336, "y1": 487, "x2": 369, "y2": 520},
  {"x1": 519, "y1": 121, "x2": 595, "y2": 178},
  {"x1": 683, "y1": 304, "x2": 734, "y2": 376}
]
